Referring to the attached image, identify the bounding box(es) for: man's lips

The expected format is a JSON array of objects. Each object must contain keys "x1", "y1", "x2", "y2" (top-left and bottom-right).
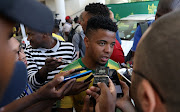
[{"x1": 100, "y1": 56, "x2": 110, "y2": 62}]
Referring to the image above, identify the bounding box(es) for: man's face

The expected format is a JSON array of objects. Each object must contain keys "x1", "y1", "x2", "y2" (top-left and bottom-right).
[
  {"x1": 85, "y1": 29, "x2": 116, "y2": 65},
  {"x1": 9, "y1": 38, "x2": 27, "y2": 65},
  {"x1": 130, "y1": 73, "x2": 144, "y2": 112},
  {"x1": 69, "y1": 19, "x2": 73, "y2": 24},
  {"x1": 0, "y1": 17, "x2": 16, "y2": 98},
  {"x1": 27, "y1": 29, "x2": 44, "y2": 49},
  {"x1": 80, "y1": 11, "x2": 91, "y2": 32}
]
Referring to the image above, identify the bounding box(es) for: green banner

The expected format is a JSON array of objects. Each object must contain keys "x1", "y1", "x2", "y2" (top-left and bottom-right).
[{"x1": 107, "y1": 1, "x2": 159, "y2": 20}]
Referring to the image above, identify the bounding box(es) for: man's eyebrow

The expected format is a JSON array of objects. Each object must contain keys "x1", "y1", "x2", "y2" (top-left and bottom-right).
[
  {"x1": 98, "y1": 40, "x2": 107, "y2": 42},
  {"x1": 112, "y1": 41, "x2": 115, "y2": 43}
]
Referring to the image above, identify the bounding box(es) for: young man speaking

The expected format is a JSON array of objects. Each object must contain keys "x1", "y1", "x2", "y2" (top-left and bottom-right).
[{"x1": 58, "y1": 16, "x2": 121, "y2": 112}]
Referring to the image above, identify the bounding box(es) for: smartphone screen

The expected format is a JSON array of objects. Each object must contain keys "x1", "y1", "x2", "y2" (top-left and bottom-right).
[
  {"x1": 109, "y1": 69, "x2": 123, "y2": 97},
  {"x1": 117, "y1": 68, "x2": 132, "y2": 84}
]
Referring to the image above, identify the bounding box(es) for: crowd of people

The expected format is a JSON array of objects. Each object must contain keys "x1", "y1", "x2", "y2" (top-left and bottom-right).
[{"x1": 0, "y1": 0, "x2": 180, "y2": 112}]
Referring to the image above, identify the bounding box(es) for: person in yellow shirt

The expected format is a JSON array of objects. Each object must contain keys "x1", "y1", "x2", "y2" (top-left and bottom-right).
[
  {"x1": 57, "y1": 15, "x2": 122, "y2": 112},
  {"x1": 52, "y1": 33, "x2": 64, "y2": 41},
  {"x1": 52, "y1": 24, "x2": 65, "y2": 41}
]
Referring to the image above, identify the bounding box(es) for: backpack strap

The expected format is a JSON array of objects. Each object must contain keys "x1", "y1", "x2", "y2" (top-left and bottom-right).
[
  {"x1": 74, "y1": 24, "x2": 80, "y2": 31},
  {"x1": 78, "y1": 32, "x2": 82, "y2": 57},
  {"x1": 137, "y1": 22, "x2": 148, "y2": 35}
]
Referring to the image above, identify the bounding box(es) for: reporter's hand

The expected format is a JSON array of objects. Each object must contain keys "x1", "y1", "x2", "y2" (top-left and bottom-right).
[
  {"x1": 55, "y1": 70, "x2": 91, "y2": 96},
  {"x1": 116, "y1": 80, "x2": 135, "y2": 112},
  {"x1": 38, "y1": 57, "x2": 64, "y2": 82},
  {"x1": 83, "y1": 79, "x2": 116, "y2": 112},
  {"x1": 43, "y1": 57, "x2": 63, "y2": 73},
  {"x1": 36, "y1": 70, "x2": 76, "y2": 100},
  {"x1": 66, "y1": 80, "x2": 91, "y2": 96},
  {"x1": 82, "y1": 95, "x2": 93, "y2": 112}
]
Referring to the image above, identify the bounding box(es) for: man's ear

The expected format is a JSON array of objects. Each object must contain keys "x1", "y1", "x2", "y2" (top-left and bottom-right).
[
  {"x1": 139, "y1": 79, "x2": 156, "y2": 112},
  {"x1": 84, "y1": 36, "x2": 89, "y2": 48}
]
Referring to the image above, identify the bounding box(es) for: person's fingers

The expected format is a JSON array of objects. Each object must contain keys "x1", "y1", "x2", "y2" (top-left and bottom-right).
[
  {"x1": 56, "y1": 57, "x2": 63, "y2": 62},
  {"x1": 63, "y1": 79, "x2": 76, "y2": 95},
  {"x1": 49, "y1": 60, "x2": 58, "y2": 65},
  {"x1": 81, "y1": 80, "x2": 91, "y2": 87},
  {"x1": 55, "y1": 69, "x2": 75, "y2": 78},
  {"x1": 108, "y1": 78, "x2": 116, "y2": 99},
  {"x1": 77, "y1": 83, "x2": 91, "y2": 92},
  {"x1": 54, "y1": 73, "x2": 65, "y2": 80},
  {"x1": 47, "y1": 76, "x2": 64, "y2": 88},
  {"x1": 76, "y1": 81, "x2": 91, "y2": 89},
  {"x1": 119, "y1": 80, "x2": 129, "y2": 97},
  {"x1": 97, "y1": 82, "x2": 109, "y2": 92},
  {"x1": 45, "y1": 57, "x2": 55, "y2": 63},
  {"x1": 82, "y1": 95, "x2": 90, "y2": 112},
  {"x1": 86, "y1": 89, "x2": 99, "y2": 100},
  {"x1": 62, "y1": 69, "x2": 76, "y2": 76},
  {"x1": 57, "y1": 79, "x2": 76, "y2": 94},
  {"x1": 89, "y1": 86, "x2": 100, "y2": 93},
  {"x1": 52, "y1": 57, "x2": 56, "y2": 60}
]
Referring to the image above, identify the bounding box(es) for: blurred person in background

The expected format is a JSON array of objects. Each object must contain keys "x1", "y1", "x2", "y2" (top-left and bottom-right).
[{"x1": 63, "y1": 16, "x2": 72, "y2": 41}]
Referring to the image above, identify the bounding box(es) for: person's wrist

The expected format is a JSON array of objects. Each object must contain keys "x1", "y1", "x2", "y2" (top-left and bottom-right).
[
  {"x1": 31, "y1": 91, "x2": 43, "y2": 102},
  {"x1": 41, "y1": 66, "x2": 49, "y2": 74},
  {"x1": 36, "y1": 66, "x2": 49, "y2": 83},
  {"x1": 116, "y1": 99, "x2": 134, "y2": 112}
]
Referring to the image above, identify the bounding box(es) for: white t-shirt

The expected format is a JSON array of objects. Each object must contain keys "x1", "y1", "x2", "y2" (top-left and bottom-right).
[
  {"x1": 73, "y1": 23, "x2": 83, "y2": 34},
  {"x1": 63, "y1": 22, "x2": 72, "y2": 41}
]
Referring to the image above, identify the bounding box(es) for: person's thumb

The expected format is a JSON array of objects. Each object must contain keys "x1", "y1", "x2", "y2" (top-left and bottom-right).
[
  {"x1": 82, "y1": 95, "x2": 90, "y2": 112},
  {"x1": 48, "y1": 76, "x2": 64, "y2": 88},
  {"x1": 97, "y1": 82, "x2": 108, "y2": 92}
]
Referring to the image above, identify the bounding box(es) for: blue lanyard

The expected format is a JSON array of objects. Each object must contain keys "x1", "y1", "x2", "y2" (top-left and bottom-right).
[{"x1": 24, "y1": 84, "x2": 33, "y2": 95}]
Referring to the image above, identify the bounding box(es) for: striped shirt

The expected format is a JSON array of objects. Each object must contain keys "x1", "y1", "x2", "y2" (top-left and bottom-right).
[{"x1": 25, "y1": 39, "x2": 77, "y2": 90}]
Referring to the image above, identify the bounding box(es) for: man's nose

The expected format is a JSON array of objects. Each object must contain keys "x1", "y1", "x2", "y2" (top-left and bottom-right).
[{"x1": 104, "y1": 45, "x2": 111, "y2": 53}]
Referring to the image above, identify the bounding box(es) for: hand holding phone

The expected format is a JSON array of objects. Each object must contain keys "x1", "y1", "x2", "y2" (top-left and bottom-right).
[{"x1": 64, "y1": 70, "x2": 92, "y2": 82}]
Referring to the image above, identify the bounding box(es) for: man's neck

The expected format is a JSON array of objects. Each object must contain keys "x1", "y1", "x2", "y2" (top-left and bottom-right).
[
  {"x1": 81, "y1": 57, "x2": 97, "y2": 70},
  {"x1": 45, "y1": 37, "x2": 57, "y2": 49}
]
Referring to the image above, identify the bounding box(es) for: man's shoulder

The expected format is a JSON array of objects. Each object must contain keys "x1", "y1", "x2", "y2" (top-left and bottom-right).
[
  {"x1": 147, "y1": 20, "x2": 155, "y2": 25},
  {"x1": 60, "y1": 41, "x2": 74, "y2": 47},
  {"x1": 107, "y1": 59, "x2": 120, "y2": 70},
  {"x1": 73, "y1": 23, "x2": 80, "y2": 27},
  {"x1": 73, "y1": 32, "x2": 81, "y2": 40},
  {"x1": 25, "y1": 45, "x2": 34, "y2": 52},
  {"x1": 61, "y1": 59, "x2": 81, "y2": 71},
  {"x1": 26, "y1": 45, "x2": 32, "y2": 49}
]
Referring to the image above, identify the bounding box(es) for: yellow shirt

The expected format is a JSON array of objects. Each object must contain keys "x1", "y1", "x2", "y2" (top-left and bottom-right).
[
  {"x1": 57, "y1": 58, "x2": 122, "y2": 112},
  {"x1": 52, "y1": 33, "x2": 65, "y2": 41}
]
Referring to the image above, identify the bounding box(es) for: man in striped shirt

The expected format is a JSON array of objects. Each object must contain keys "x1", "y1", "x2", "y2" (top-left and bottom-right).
[{"x1": 25, "y1": 29, "x2": 77, "y2": 90}]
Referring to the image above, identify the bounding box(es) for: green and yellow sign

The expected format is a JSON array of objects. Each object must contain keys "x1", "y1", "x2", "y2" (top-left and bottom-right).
[{"x1": 107, "y1": 1, "x2": 159, "y2": 20}]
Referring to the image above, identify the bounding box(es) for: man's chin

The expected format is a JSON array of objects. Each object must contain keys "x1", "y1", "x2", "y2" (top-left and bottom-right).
[{"x1": 97, "y1": 61, "x2": 108, "y2": 66}]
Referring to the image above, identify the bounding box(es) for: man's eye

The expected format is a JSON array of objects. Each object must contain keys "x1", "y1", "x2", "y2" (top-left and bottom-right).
[
  {"x1": 99, "y1": 42, "x2": 105, "y2": 46},
  {"x1": 110, "y1": 43, "x2": 115, "y2": 47}
]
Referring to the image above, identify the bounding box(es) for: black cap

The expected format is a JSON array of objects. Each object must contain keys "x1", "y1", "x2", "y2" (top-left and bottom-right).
[{"x1": 0, "y1": 0, "x2": 54, "y2": 33}]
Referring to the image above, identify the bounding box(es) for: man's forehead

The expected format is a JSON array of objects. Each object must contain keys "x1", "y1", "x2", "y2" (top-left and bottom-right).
[
  {"x1": 89, "y1": 29, "x2": 116, "y2": 39},
  {"x1": 9, "y1": 38, "x2": 19, "y2": 51}
]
